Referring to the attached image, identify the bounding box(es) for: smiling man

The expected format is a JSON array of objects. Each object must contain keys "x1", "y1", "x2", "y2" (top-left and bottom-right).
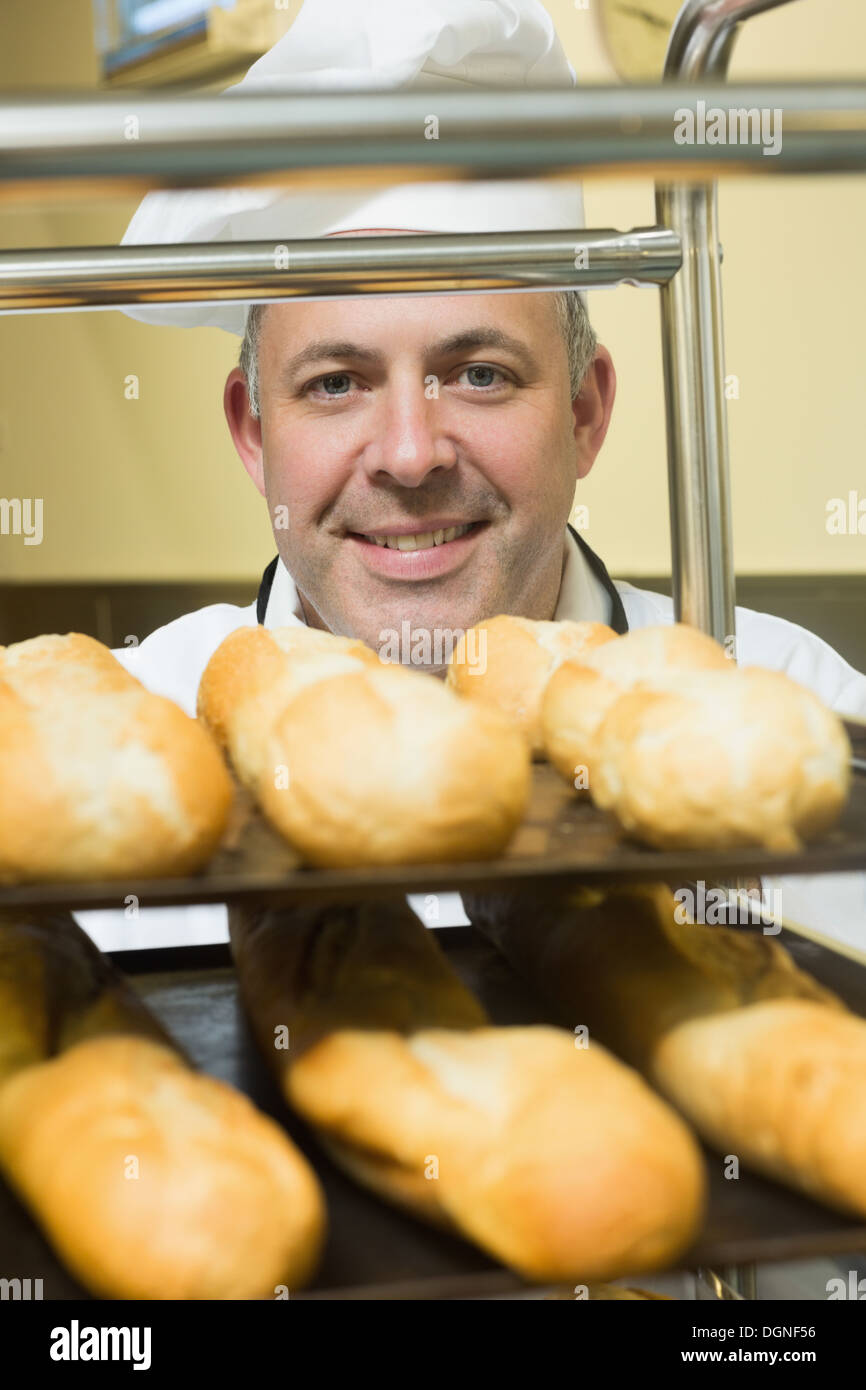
[{"x1": 223, "y1": 259, "x2": 616, "y2": 671}]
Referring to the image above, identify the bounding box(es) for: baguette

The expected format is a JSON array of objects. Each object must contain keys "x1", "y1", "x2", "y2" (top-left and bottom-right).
[
  {"x1": 198, "y1": 625, "x2": 531, "y2": 867},
  {"x1": 229, "y1": 898, "x2": 705, "y2": 1283},
  {"x1": 0, "y1": 633, "x2": 233, "y2": 882},
  {"x1": 463, "y1": 882, "x2": 866, "y2": 1218},
  {"x1": 0, "y1": 911, "x2": 325, "y2": 1299}
]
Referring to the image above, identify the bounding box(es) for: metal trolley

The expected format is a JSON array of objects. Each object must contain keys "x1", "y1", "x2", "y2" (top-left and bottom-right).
[{"x1": 1, "y1": 0, "x2": 865, "y2": 1299}]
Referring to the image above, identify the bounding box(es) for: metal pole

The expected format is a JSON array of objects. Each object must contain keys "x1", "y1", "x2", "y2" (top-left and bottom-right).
[
  {"x1": 655, "y1": 0, "x2": 804, "y2": 643},
  {"x1": 660, "y1": 2, "x2": 805, "y2": 1305},
  {"x1": 0, "y1": 227, "x2": 680, "y2": 315},
  {"x1": 1, "y1": 83, "x2": 865, "y2": 199}
]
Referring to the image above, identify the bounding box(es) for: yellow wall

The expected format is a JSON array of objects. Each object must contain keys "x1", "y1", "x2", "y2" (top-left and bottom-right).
[{"x1": 0, "y1": 0, "x2": 864, "y2": 581}]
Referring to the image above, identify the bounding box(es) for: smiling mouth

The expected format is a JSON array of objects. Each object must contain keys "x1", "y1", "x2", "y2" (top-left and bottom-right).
[{"x1": 347, "y1": 521, "x2": 486, "y2": 552}]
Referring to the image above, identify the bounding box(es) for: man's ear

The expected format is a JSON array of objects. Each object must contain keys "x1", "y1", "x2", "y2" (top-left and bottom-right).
[
  {"x1": 224, "y1": 367, "x2": 266, "y2": 497},
  {"x1": 572, "y1": 345, "x2": 616, "y2": 481}
]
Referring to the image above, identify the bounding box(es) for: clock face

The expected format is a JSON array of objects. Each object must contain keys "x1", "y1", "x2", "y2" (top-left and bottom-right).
[{"x1": 599, "y1": 0, "x2": 684, "y2": 82}]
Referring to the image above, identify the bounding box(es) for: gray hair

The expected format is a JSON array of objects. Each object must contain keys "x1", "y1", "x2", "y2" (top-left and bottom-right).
[{"x1": 239, "y1": 290, "x2": 597, "y2": 420}]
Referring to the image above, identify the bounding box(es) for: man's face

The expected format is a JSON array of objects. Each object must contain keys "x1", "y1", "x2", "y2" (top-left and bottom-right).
[{"x1": 236, "y1": 287, "x2": 595, "y2": 663}]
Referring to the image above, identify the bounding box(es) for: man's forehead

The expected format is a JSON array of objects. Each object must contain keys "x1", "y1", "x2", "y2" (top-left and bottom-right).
[{"x1": 259, "y1": 274, "x2": 557, "y2": 364}]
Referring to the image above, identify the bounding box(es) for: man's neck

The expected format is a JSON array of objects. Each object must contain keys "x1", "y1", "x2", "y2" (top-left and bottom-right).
[{"x1": 297, "y1": 589, "x2": 330, "y2": 632}]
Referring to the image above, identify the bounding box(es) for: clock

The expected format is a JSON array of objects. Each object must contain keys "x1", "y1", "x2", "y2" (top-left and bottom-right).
[{"x1": 599, "y1": 0, "x2": 683, "y2": 82}]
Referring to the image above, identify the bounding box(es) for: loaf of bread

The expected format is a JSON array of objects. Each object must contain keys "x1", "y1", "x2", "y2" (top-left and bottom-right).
[
  {"x1": 229, "y1": 898, "x2": 705, "y2": 1284},
  {"x1": 198, "y1": 625, "x2": 531, "y2": 867},
  {"x1": 0, "y1": 910, "x2": 325, "y2": 1299},
  {"x1": 541, "y1": 623, "x2": 732, "y2": 787},
  {"x1": 463, "y1": 882, "x2": 866, "y2": 1218},
  {"x1": 0, "y1": 633, "x2": 233, "y2": 882},
  {"x1": 446, "y1": 614, "x2": 617, "y2": 755},
  {"x1": 541, "y1": 623, "x2": 850, "y2": 850},
  {"x1": 590, "y1": 667, "x2": 850, "y2": 851}
]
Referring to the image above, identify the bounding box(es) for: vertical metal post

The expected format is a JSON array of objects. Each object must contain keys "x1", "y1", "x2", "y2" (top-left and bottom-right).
[
  {"x1": 655, "y1": 176, "x2": 736, "y2": 643},
  {"x1": 661, "y1": 6, "x2": 801, "y2": 1309},
  {"x1": 655, "y1": 0, "x2": 799, "y2": 644}
]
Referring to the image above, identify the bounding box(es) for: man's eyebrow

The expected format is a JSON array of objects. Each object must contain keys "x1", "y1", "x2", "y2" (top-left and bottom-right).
[
  {"x1": 430, "y1": 328, "x2": 538, "y2": 371},
  {"x1": 279, "y1": 327, "x2": 539, "y2": 385},
  {"x1": 280, "y1": 341, "x2": 386, "y2": 385}
]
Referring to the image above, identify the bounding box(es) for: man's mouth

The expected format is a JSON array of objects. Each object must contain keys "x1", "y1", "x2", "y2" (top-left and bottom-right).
[
  {"x1": 343, "y1": 518, "x2": 488, "y2": 581},
  {"x1": 347, "y1": 520, "x2": 485, "y2": 551}
]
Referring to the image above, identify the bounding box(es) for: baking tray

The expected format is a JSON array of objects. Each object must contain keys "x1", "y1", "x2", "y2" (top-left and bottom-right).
[
  {"x1": 2, "y1": 923, "x2": 865, "y2": 1301},
  {"x1": 0, "y1": 721, "x2": 863, "y2": 914}
]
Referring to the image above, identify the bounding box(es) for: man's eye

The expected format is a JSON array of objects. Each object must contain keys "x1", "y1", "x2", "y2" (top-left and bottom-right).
[
  {"x1": 309, "y1": 373, "x2": 354, "y2": 396},
  {"x1": 457, "y1": 364, "x2": 506, "y2": 390}
]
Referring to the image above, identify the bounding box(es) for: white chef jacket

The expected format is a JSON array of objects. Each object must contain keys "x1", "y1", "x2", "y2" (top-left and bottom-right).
[{"x1": 74, "y1": 528, "x2": 866, "y2": 954}]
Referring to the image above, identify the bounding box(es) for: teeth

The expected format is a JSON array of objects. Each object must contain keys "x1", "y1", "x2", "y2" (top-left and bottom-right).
[
  {"x1": 397, "y1": 532, "x2": 433, "y2": 551},
  {"x1": 363, "y1": 523, "x2": 475, "y2": 550}
]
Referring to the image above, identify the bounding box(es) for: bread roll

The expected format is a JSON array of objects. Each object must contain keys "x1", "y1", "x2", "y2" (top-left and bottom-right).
[
  {"x1": 446, "y1": 614, "x2": 617, "y2": 756},
  {"x1": 0, "y1": 911, "x2": 325, "y2": 1299},
  {"x1": 229, "y1": 899, "x2": 705, "y2": 1284},
  {"x1": 591, "y1": 667, "x2": 851, "y2": 851},
  {"x1": 0, "y1": 633, "x2": 232, "y2": 882},
  {"x1": 199, "y1": 625, "x2": 531, "y2": 867},
  {"x1": 197, "y1": 623, "x2": 379, "y2": 765},
  {"x1": 463, "y1": 881, "x2": 866, "y2": 1219},
  {"x1": 541, "y1": 623, "x2": 731, "y2": 787}
]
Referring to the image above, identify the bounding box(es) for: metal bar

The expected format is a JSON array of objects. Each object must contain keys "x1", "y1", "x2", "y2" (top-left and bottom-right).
[
  {"x1": 655, "y1": 0, "x2": 801, "y2": 644},
  {"x1": 657, "y1": 19, "x2": 789, "y2": 1251},
  {"x1": 0, "y1": 227, "x2": 681, "y2": 315},
  {"x1": 665, "y1": 0, "x2": 797, "y2": 77},
  {"x1": 694, "y1": 1268, "x2": 746, "y2": 1300},
  {"x1": 721, "y1": 1263, "x2": 759, "y2": 1299},
  {"x1": 655, "y1": 182, "x2": 736, "y2": 642},
  {"x1": 0, "y1": 83, "x2": 865, "y2": 198}
]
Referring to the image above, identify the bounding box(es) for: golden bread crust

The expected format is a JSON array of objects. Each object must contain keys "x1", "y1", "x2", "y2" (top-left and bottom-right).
[
  {"x1": 591, "y1": 668, "x2": 850, "y2": 850},
  {"x1": 446, "y1": 614, "x2": 617, "y2": 755},
  {"x1": 288, "y1": 1025, "x2": 704, "y2": 1282},
  {"x1": 201, "y1": 626, "x2": 531, "y2": 866},
  {"x1": 654, "y1": 1000, "x2": 866, "y2": 1216},
  {"x1": 0, "y1": 1035, "x2": 326, "y2": 1299},
  {"x1": 0, "y1": 633, "x2": 232, "y2": 881},
  {"x1": 541, "y1": 623, "x2": 732, "y2": 785}
]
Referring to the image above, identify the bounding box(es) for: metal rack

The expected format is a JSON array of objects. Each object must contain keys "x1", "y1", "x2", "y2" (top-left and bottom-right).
[{"x1": 2, "y1": 0, "x2": 866, "y2": 1300}]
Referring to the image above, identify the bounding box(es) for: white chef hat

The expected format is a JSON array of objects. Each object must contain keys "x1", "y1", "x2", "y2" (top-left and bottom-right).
[{"x1": 120, "y1": 0, "x2": 585, "y2": 334}]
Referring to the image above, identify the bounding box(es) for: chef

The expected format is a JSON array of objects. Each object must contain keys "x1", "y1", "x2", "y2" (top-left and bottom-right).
[{"x1": 76, "y1": 0, "x2": 866, "y2": 959}]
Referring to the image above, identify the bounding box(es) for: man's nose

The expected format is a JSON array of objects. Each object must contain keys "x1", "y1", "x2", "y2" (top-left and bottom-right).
[{"x1": 360, "y1": 378, "x2": 457, "y2": 487}]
